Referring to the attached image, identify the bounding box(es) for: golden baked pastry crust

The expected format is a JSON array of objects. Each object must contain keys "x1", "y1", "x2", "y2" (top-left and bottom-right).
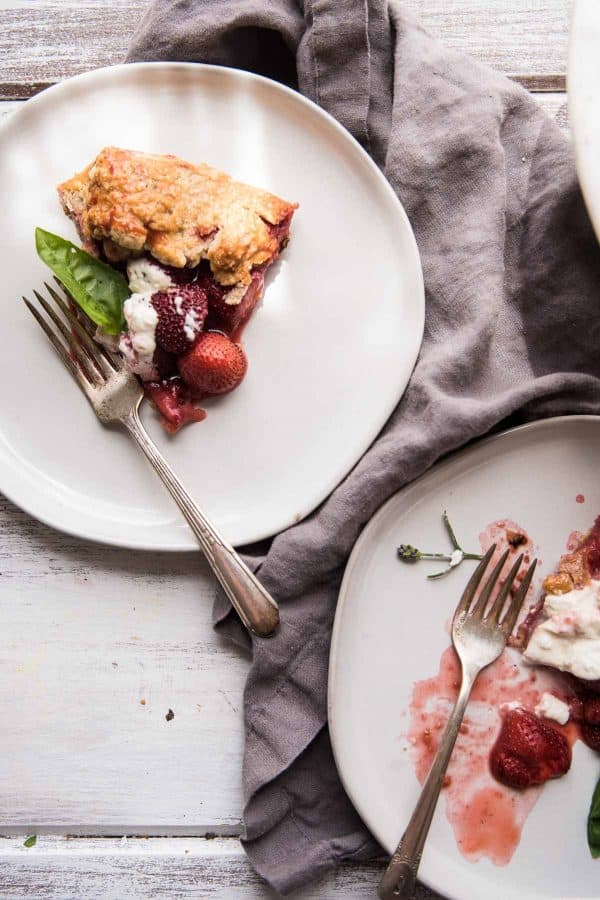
[
  {"x1": 542, "y1": 539, "x2": 592, "y2": 595},
  {"x1": 58, "y1": 147, "x2": 297, "y2": 286}
]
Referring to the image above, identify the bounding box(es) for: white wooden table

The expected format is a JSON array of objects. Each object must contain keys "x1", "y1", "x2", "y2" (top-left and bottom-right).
[{"x1": 0, "y1": 2, "x2": 572, "y2": 896}]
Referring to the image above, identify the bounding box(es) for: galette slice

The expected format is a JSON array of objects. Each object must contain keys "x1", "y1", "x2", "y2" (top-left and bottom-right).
[{"x1": 56, "y1": 147, "x2": 297, "y2": 430}]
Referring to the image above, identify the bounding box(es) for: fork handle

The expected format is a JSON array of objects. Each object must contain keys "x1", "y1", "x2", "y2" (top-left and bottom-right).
[
  {"x1": 378, "y1": 673, "x2": 474, "y2": 900},
  {"x1": 123, "y1": 409, "x2": 280, "y2": 637}
]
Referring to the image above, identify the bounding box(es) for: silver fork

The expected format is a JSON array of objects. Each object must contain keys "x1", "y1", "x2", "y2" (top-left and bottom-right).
[
  {"x1": 23, "y1": 282, "x2": 280, "y2": 638},
  {"x1": 378, "y1": 545, "x2": 537, "y2": 900}
]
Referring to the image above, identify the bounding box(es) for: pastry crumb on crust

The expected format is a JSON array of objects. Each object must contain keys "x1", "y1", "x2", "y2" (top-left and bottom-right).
[
  {"x1": 544, "y1": 548, "x2": 590, "y2": 595},
  {"x1": 57, "y1": 147, "x2": 298, "y2": 286},
  {"x1": 542, "y1": 571, "x2": 575, "y2": 595}
]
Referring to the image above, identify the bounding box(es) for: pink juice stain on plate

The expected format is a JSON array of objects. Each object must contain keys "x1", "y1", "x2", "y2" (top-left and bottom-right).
[
  {"x1": 408, "y1": 647, "x2": 550, "y2": 865},
  {"x1": 478, "y1": 518, "x2": 537, "y2": 574},
  {"x1": 406, "y1": 519, "x2": 577, "y2": 866}
]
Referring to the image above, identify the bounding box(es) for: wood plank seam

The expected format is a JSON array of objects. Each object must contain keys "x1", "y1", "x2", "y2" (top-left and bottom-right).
[
  {"x1": 0, "y1": 74, "x2": 567, "y2": 102},
  {"x1": 0, "y1": 0, "x2": 572, "y2": 891}
]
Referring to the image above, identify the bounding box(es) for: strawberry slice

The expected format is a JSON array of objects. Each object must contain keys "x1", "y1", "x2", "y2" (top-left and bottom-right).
[{"x1": 144, "y1": 379, "x2": 206, "y2": 434}]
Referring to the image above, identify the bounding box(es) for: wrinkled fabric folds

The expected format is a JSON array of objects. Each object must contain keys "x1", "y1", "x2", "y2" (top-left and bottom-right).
[{"x1": 128, "y1": 2, "x2": 600, "y2": 894}]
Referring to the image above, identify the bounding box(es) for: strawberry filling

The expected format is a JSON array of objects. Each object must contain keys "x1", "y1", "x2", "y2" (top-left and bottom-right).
[
  {"x1": 198, "y1": 265, "x2": 266, "y2": 339},
  {"x1": 88, "y1": 208, "x2": 294, "y2": 432},
  {"x1": 146, "y1": 216, "x2": 292, "y2": 430},
  {"x1": 566, "y1": 679, "x2": 600, "y2": 751},
  {"x1": 144, "y1": 380, "x2": 206, "y2": 434},
  {"x1": 579, "y1": 516, "x2": 600, "y2": 578}
]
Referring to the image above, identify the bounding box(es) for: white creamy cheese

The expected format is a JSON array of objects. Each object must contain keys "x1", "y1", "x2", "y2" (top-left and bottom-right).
[
  {"x1": 121, "y1": 295, "x2": 159, "y2": 380},
  {"x1": 126, "y1": 258, "x2": 172, "y2": 295},
  {"x1": 183, "y1": 308, "x2": 202, "y2": 342},
  {"x1": 524, "y1": 580, "x2": 600, "y2": 681},
  {"x1": 534, "y1": 692, "x2": 570, "y2": 725},
  {"x1": 119, "y1": 260, "x2": 173, "y2": 380}
]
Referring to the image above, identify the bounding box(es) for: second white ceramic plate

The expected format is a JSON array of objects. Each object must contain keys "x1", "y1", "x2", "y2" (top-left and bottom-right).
[
  {"x1": 0, "y1": 63, "x2": 424, "y2": 550},
  {"x1": 329, "y1": 416, "x2": 600, "y2": 900},
  {"x1": 570, "y1": 0, "x2": 600, "y2": 244}
]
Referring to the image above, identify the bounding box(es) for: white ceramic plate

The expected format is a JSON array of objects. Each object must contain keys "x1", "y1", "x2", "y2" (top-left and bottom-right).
[
  {"x1": 570, "y1": 0, "x2": 600, "y2": 244},
  {"x1": 329, "y1": 416, "x2": 600, "y2": 900},
  {"x1": 0, "y1": 63, "x2": 424, "y2": 550}
]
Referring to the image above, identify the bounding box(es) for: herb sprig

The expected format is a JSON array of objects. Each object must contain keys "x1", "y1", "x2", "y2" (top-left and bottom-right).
[{"x1": 397, "y1": 511, "x2": 482, "y2": 579}]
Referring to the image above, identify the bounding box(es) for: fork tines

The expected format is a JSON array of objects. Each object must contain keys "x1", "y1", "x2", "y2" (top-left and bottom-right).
[
  {"x1": 23, "y1": 281, "x2": 120, "y2": 389},
  {"x1": 455, "y1": 543, "x2": 537, "y2": 636}
]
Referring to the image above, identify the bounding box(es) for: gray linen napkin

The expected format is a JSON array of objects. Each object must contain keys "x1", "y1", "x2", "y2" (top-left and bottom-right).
[{"x1": 128, "y1": 2, "x2": 600, "y2": 895}]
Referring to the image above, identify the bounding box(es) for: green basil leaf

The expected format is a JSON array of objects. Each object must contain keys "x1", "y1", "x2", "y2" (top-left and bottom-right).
[
  {"x1": 588, "y1": 774, "x2": 600, "y2": 857},
  {"x1": 35, "y1": 228, "x2": 128, "y2": 335},
  {"x1": 23, "y1": 835, "x2": 37, "y2": 848}
]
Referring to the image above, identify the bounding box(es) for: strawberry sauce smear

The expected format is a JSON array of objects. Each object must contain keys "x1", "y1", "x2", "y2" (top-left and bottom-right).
[
  {"x1": 408, "y1": 647, "x2": 578, "y2": 865},
  {"x1": 406, "y1": 519, "x2": 581, "y2": 866}
]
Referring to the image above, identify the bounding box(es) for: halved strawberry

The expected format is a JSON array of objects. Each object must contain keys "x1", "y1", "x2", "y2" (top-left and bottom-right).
[
  {"x1": 490, "y1": 708, "x2": 571, "y2": 790},
  {"x1": 152, "y1": 284, "x2": 208, "y2": 354},
  {"x1": 177, "y1": 332, "x2": 247, "y2": 395}
]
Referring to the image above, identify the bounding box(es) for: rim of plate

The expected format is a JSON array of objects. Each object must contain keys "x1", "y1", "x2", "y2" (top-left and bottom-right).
[
  {"x1": 328, "y1": 413, "x2": 600, "y2": 900},
  {"x1": 569, "y1": 0, "x2": 600, "y2": 244},
  {"x1": 0, "y1": 62, "x2": 424, "y2": 551}
]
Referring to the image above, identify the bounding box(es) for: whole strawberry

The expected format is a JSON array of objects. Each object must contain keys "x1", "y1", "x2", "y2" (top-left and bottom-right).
[
  {"x1": 178, "y1": 332, "x2": 248, "y2": 395},
  {"x1": 152, "y1": 284, "x2": 208, "y2": 354},
  {"x1": 490, "y1": 708, "x2": 571, "y2": 790}
]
